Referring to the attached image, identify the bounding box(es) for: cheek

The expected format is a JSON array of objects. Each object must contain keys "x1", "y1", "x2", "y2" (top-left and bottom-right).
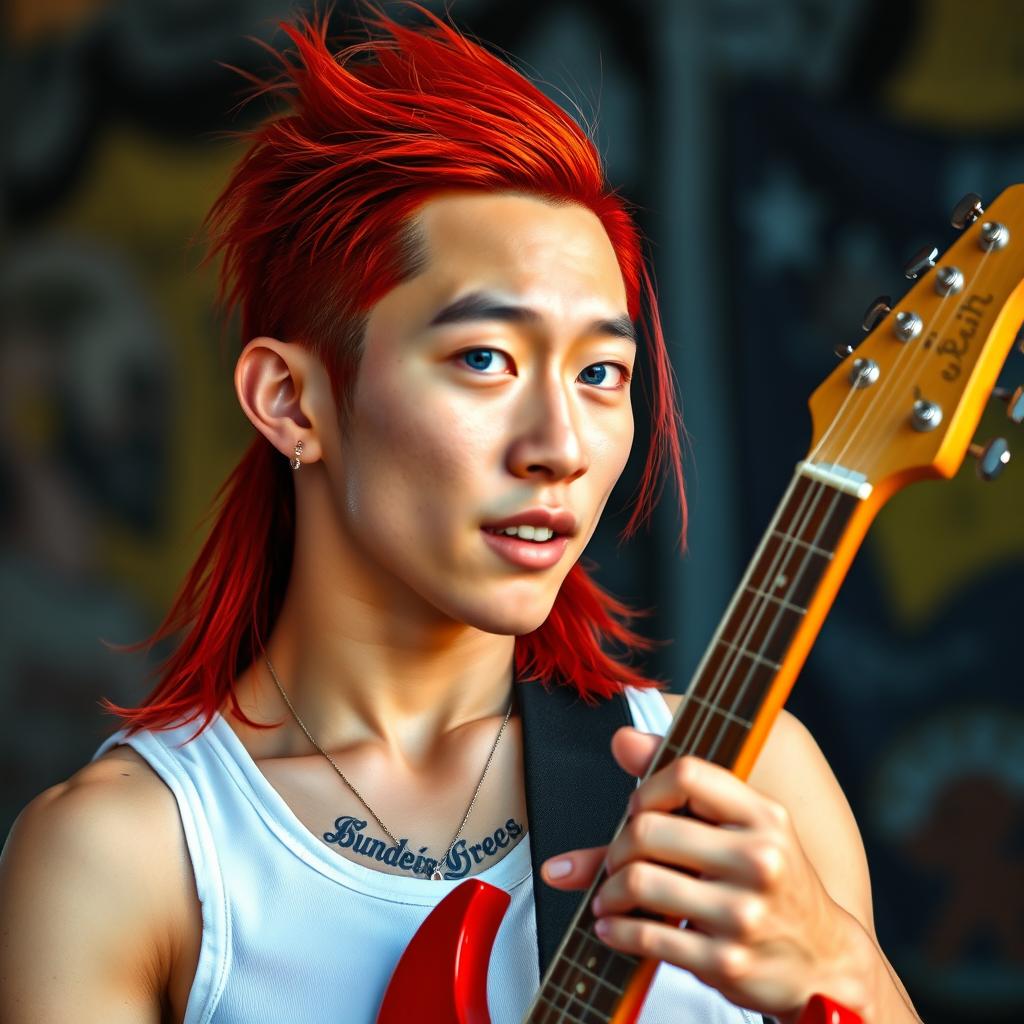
[{"x1": 343, "y1": 368, "x2": 501, "y2": 536}]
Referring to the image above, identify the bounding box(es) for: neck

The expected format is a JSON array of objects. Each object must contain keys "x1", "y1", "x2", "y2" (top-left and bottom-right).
[{"x1": 226, "y1": 518, "x2": 517, "y2": 761}]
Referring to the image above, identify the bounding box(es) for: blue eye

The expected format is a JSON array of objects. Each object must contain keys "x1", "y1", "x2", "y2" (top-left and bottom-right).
[
  {"x1": 460, "y1": 348, "x2": 626, "y2": 387},
  {"x1": 579, "y1": 364, "x2": 608, "y2": 386},
  {"x1": 461, "y1": 349, "x2": 511, "y2": 373}
]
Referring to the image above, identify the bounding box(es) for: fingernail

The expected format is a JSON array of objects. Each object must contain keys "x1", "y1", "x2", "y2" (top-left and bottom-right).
[
  {"x1": 591, "y1": 895, "x2": 604, "y2": 915},
  {"x1": 595, "y1": 918, "x2": 611, "y2": 938},
  {"x1": 545, "y1": 858, "x2": 572, "y2": 879}
]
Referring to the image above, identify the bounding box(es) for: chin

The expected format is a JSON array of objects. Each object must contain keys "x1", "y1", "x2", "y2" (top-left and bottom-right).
[{"x1": 447, "y1": 586, "x2": 559, "y2": 638}]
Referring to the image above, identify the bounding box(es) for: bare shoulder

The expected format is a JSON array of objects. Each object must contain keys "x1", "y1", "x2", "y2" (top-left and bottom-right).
[
  {"x1": 660, "y1": 695, "x2": 874, "y2": 934},
  {"x1": 0, "y1": 745, "x2": 195, "y2": 1022}
]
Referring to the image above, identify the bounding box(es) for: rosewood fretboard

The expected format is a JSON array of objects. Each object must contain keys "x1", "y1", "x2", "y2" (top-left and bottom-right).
[{"x1": 525, "y1": 469, "x2": 863, "y2": 1024}]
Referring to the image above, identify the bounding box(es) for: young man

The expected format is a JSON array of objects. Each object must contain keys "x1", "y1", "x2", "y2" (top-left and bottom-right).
[{"x1": 0, "y1": 9, "x2": 920, "y2": 1023}]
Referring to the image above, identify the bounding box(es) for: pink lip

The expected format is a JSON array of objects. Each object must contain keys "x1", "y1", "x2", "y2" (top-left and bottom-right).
[
  {"x1": 481, "y1": 507, "x2": 577, "y2": 536},
  {"x1": 480, "y1": 530, "x2": 571, "y2": 569}
]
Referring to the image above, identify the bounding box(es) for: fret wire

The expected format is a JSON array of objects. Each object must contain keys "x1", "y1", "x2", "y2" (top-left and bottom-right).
[
  {"x1": 704, "y1": 480, "x2": 837, "y2": 765},
  {"x1": 546, "y1": 951, "x2": 626, "y2": 1001},
  {"x1": 705, "y1": 483, "x2": 851, "y2": 768},
  {"x1": 542, "y1": 929, "x2": 620, "y2": 1024},
  {"x1": 666, "y1": 717, "x2": 747, "y2": 764},
  {"x1": 559, "y1": 922, "x2": 634, "y2": 997},
  {"x1": 569, "y1": 959, "x2": 627, "y2": 996},
  {"x1": 743, "y1": 585, "x2": 807, "y2": 614},
  {"x1": 546, "y1": 976, "x2": 615, "y2": 1022},
  {"x1": 536, "y1": 989, "x2": 591, "y2": 1024},
  {"x1": 769, "y1": 528, "x2": 834, "y2": 558},
  {"x1": 542, "y1": 971, "x2": 610, "y2": 1024},
  {"x1": 532, "y1": 989, "x2": 562, "y2": 1024},
  {"x1": 685, "y1": 694, "x2": 753, "y2": 729},
  {"x1": 681, "y1": 475, "x2": 838, "y2": 768},
  {"x1": 534, "y1": 900, "x2": 636, "y2": 1023},
  {"x1": 671, "y1": 473, "x2": 807, "y2": 760},
  {"x1": 717, "y1": 638, "x2": 781, "y2": 671},
  {"x1": 533, "y1": 479, "x2": 859, "y2": 1024}
]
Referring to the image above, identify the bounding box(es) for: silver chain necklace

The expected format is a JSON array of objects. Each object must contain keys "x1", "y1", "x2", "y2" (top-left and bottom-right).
[{"x1": 263, "y1": 654, "x2": 514, "y2": 880}]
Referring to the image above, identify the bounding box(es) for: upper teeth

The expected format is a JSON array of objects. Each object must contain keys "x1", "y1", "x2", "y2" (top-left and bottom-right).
[{"x1": 496, "y1": 525, "x2": 554, "y2": 541}]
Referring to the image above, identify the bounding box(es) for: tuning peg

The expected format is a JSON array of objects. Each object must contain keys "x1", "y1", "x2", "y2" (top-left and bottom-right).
[
  {"x1": 969, "y1": 438, "x2": 1011, "y2": 480},
  {"x1": 834, "y1": 343, "x2": 855, "y2": 360},
  {"x1": 993, "y1": 385, "x2": 1024, "y2": 424},
  {"x1": 903, "y1": 245, "x2": 939, "y2": 280},
  {"x1": 861, "y1": 295, "x2": 891, "y2": 333},
  {"x1": 951, "y1": 192, "x2": 985, "y2": 229}
]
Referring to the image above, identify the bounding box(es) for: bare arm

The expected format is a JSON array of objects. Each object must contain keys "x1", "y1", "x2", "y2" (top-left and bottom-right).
[
  {"x1": 541, "y1": 699, "x2": 922, "y2": 1023},
  {"x1": 0, "y1": 758, "x2": 178, "y2": 1023},
  {"x1": 747, "y1": 707, "x2": 920, "y2": 1020}
]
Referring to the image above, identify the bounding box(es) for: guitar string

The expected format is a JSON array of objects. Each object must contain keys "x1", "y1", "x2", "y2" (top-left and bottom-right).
[
  {"x1": 542, "y1": 918, "x2": 620, "y2": 1024},
  {"x1": 701, "y1": 238, "x2": 997, "y2": 768},
  {"x1": 832, "y1": 241, "x2": 997, "y2": 496},
  {"x1": 691, "y1": 236, "x2": 987, "y2": 769},
  {"x1": 542, "y1": 930, "x2": 617, "y2": 1024},
  {"x1": 534, "y1": 233, "x2": 999, "y2": 1024},
  {"x1": 669, "y1": 272, "x2": 916, "y2": 759},
  {"x1": 538, "y1": 496, "x2": 845, "y2": 1019},
  {"x1": 567, "y1": 238, "x2": 989, "y2": 1022},
  {"x1": 538, "y1": 367, "x2": 893, "y2": 1024},
  {"x1": 535, "y1": 255, "x2": 884, "y2": 1024},
  {"x1": 537, "y1": 329, "x2": 906, "y2": 1024}
]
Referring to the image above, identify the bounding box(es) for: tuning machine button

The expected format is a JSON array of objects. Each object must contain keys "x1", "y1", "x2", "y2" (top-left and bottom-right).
[
  {"x1": 934, "y1": 266, "x2": 964, "y2": 295},
  {"x1": 861, "y1": 295, "x2": 891, "y2": 333},
  {"x1": 850, "y1": 358, "x2": 880, "y2": 388},
  {"x1": 893, "y1": 311, "x2": 923, "y2": 342},
  {"x1": 993, "y1": 385, "x2": 1024, "y2": 424},
  {"x1": 904, "y1": 245, "x2": 939, "y2": 280},
  {"x1": 911, "y1": 399, "x2": 943, "y2": 432},
  {"x1": 834, "y1": 343, "x2": 855, "y2": 361},
  {"x1": 979, "y1": 222, "x2": 1010, "y2": 251},
  {"x1": 951, "y1": 192, "x2": 984, "y2": 229},
  {"x1": 969, "y1": 438, "x2": 1011, "y2": 480}
]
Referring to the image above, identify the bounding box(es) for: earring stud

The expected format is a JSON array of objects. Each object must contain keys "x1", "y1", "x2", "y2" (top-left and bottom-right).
[{"x1": 291, "y1": 439, "x2": 304, "y2": 470}]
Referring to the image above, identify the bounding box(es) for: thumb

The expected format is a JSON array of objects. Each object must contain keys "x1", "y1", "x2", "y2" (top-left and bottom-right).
[{"x1": 611, "y1": 725, "x2": 663, "y2": 779}]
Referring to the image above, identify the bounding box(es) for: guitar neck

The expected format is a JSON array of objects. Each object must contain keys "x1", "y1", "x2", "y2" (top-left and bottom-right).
[
  {"x1": 656, "y1": 462, "x2": 871, "y2": 781},
  {"x1": 526, "y1": 461, "x2": 884, "y2": 1024}
]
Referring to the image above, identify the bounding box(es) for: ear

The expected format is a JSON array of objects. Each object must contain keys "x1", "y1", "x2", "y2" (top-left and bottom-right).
[{"x1": 234, "y1": 337, "x2": 332, "y2": 466}]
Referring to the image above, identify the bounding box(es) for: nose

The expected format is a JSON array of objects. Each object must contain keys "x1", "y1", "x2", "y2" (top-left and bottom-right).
[{"x1": 505, "y1": 370, "x2": 590, "y2": 483}]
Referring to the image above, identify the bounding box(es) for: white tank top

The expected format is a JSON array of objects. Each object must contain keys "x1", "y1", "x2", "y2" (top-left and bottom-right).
[{"x1": 93, "y1": 686, "x2": 758, "y2": 1024}]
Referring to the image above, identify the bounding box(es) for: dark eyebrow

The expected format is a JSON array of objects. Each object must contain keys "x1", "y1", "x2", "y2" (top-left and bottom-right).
[{"x1": 428, "y1": 290, "x2": 636, "y2": 343}]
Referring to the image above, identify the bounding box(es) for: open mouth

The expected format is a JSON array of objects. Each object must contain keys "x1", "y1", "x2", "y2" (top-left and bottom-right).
[
  {"x1": 481, "y1": 525, "x2": 562, "y2": 543},
  {"x1": 480, "y1": 527, "x2": 570, "y2": 568}
]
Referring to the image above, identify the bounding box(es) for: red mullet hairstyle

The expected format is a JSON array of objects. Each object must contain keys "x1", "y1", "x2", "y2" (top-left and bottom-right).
[{"x1": 100, "y1": 4, "x2": 686, "y2": 739}]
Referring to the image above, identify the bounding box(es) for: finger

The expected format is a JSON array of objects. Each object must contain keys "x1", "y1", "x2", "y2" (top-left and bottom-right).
[
  {"x1": 591, "y1": 860, "x2": 748, "y2": 936},
  {"x1": 593, "y1": 915, "x2": 753, "y2": 996},
  {"x1": 631, "y1": 755, "x2": 765, "y2": 827},
  {"x1": 541, "y1": 846, "x2": 607, "y2": 890},
  {"x1": 609, "y1": 726, "x2": 663, "y2": 779},
  {"x1": 603, "y1": 810, "x2": 755, "y2": 882}
]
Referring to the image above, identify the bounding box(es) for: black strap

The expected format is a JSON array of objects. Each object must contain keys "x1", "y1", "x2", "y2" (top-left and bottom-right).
[
  {"x1": 516, "y1": 677, "x2": 634, "y2": 976},
  {"x1": 517, "y1": 679, "x2": 768, "y2": 1024}
]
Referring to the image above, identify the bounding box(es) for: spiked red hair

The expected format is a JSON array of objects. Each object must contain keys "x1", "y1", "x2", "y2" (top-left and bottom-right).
[{"x1": 101, "y1": 5, "x2": 685, "y2": 738}]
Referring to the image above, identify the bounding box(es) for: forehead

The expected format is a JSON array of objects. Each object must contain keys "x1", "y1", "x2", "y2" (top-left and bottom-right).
[{"x1": 405, "y1": 191, "x2": 628, "y2": 317}]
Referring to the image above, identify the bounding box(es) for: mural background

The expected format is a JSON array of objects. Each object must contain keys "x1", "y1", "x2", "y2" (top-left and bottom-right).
[{"x1": 4, "y1": 0, "x2": 1023, "y2": 1019}]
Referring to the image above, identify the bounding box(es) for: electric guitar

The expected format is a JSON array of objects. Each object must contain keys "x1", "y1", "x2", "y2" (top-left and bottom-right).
[{"x1": 377, "y1": 185, "x2": 1024, "y2": 1024}]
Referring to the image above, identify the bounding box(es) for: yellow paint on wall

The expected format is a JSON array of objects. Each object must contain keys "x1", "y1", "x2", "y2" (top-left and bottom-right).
[
  {"x1": 883, "y1": 0, "x2": 1024, "y2": 131},
  {"x1": 868, "y1": 400, "x2": 1024, "y2": 628},
  {"x1": 42, "y1": 124, "x2": 254, "y2": 619}
]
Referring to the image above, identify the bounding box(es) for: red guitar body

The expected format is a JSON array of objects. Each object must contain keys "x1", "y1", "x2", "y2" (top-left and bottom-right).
[
  {"x1": 377, "y1": 880, "x2": 863, "y2": 1023},
  {"x1": 377, "y1": 880, "x2": 510, "y2": 1024}
]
